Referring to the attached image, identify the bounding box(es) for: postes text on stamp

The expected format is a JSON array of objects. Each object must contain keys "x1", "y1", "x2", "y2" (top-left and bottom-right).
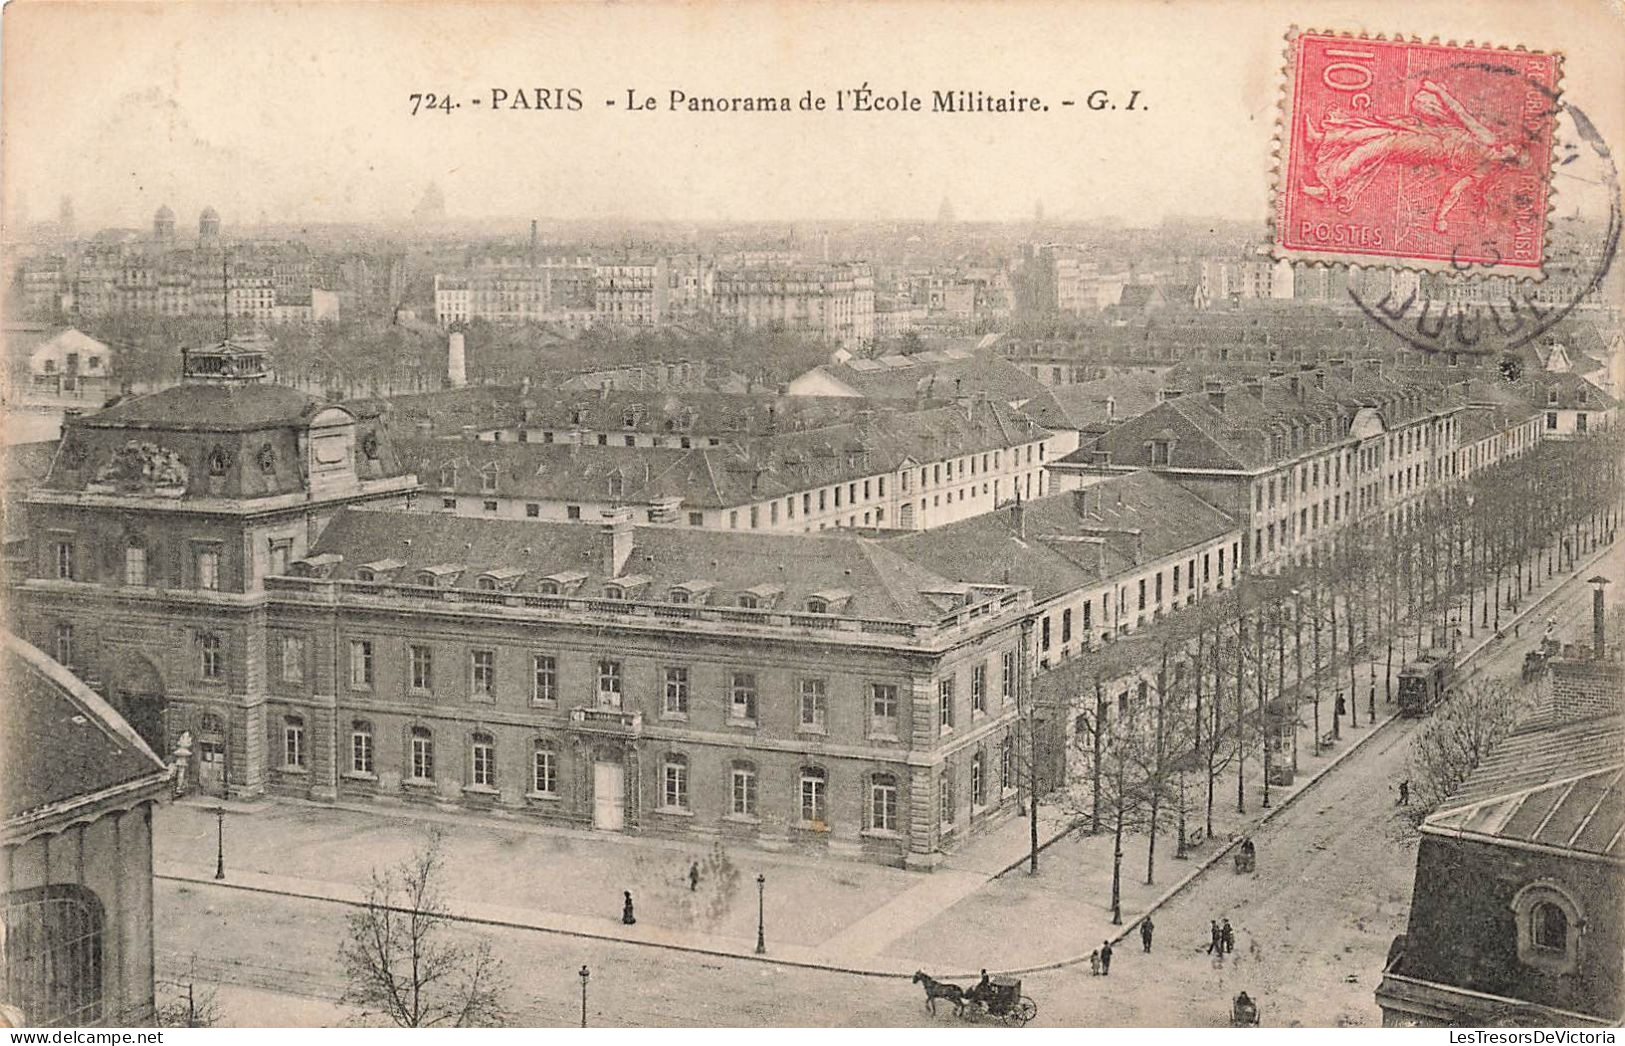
[{"x1": 1275, "y1": 31, "x2": 1561, "y2": 277}]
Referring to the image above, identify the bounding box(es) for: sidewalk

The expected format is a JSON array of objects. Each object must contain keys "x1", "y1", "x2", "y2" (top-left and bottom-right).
[
  {"x1": 888, "y1": 534, "x2": 1618, "y2": 976},
  {"x1": 157, "y1": 536, "x2": 1614, "y2": 980}
]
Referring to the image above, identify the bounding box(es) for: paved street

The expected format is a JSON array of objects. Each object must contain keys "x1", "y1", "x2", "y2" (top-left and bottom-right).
[{"x1": 155, "y1": 540, "x2": 1621, "y2": 1026}]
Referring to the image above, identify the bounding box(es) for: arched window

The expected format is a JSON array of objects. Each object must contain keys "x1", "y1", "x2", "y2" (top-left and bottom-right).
[
  {"x1": 805, "y1": 597, "x2": 829, "y2": 615},
  {"x1": 410, "y1": 727, "x2": 435, "y2": 782},
  {"x1": 538, "y1": 580, "x2": 560, "y2": 595},
  {"x1": 476, "y1": 575, "x2": 498, "y2": 591},
  {"x1": 668, "y1": 588, "x2": 690, "y2": 605},
  {"x1": 729, "y1": 761, "x2": 758, "y2": 817},
  {"x1": 799, "y1": 766, "x2": 827, "y2": 827},
  {"x1": 869, "y1": 773, "x2": 898, "y2": 832},
  {"x1": 350, "y1": 720, "x2": 374, "y2": 775},
  {"x1": 470, "y1": 733, "x2": 495, "y2": 788},
  {"x1": 1511, "y1": 882, "x2": 1583, "y2": 974},
  {"x1": 1534, "y1": 902, "x2": 1568, "y2": 952},
  {"x1": 531, "y1": 742, "x2": 557, "y2": 795},
  {"x1": 662, "y1": 753, "x2": 689, "y2": 810},
  {"x1": 0, "y1": 884, "x2": 105, "y2": 1025},
  {"x1": 354, "y1": 568, "x2": 375, "y2": 582},
  {"x1": 415, "y1": 571, "x2": 438, "y2": 587}
]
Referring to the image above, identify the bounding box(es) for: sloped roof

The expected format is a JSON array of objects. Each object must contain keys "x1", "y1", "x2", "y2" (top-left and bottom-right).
[
  {"x1": 1425, "y1": 715, "x2": 1624, "y2": 858},
  {"x1": 401, "y1": 399, "x2": 1047, "y2": 509},
  {"x1": 1, "y1": 633, "x2": 170, "y2": 825},
  {"x1": 310, "y1": 506, "x2": 978, "y2": 623},
  {"x1": 808, "y1": 350, "x2": 1048, "y2": 404},
  {"x1": 882, "y1": 471, "x2": 1236, "y2": 602},
  {"x1": 81, "y1": 382, "x2": 323, "y2": 432}
]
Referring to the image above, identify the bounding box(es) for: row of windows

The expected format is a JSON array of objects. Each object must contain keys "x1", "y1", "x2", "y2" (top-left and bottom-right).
[
  {"x1": 308, "y1": 641, "x2": 940, "y2": 730},
  {"x1": 1039, "y1": 546, "x2": 1234, "y2": 650},
  {"x1": 50, "y1": 538, "x2": 295, "y2": 589},
  {"x1": 295, "y1": 717, "x2": 1015, "y2": 832}
]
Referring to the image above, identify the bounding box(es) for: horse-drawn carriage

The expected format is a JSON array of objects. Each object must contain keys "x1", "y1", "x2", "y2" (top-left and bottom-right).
[
  {"x1": 1233, "y1": 837, "x2": 1256, "y2": 874},
  {"x1": 913, "y1": 971, "x2": 1037, "y2": 1025}
]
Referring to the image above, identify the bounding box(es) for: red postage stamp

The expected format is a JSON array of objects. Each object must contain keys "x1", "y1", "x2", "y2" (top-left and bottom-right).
[{"x1": 1274, "y1": 30, "x2": 1562, "y2": 276}]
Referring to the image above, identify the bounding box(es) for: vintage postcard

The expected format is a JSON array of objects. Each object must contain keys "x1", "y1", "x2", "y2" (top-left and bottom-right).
[{"x1": 0, "y1": 0, "x2": 1621, "y2": 1033}]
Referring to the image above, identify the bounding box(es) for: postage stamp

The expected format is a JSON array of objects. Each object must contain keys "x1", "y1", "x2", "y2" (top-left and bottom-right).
[{"x1": 1274, "y1": 30, "x2": 1562, "y2": 277}]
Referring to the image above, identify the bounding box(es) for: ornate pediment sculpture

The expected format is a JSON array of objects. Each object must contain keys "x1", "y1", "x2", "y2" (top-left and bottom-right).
[{"x1": 91, "y1": 440, "x2": 190, "y2": 495}]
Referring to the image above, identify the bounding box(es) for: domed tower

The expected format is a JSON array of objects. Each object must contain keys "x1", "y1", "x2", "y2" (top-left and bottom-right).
[
  {"x1": 199, "y1": 206, "x2": 221, "y2": 243},
  {"x1": 154, "y1": 204, "x2": 176, "y2": 242}
]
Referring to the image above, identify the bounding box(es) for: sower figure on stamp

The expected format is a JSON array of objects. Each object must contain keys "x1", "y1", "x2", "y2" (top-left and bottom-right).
[{"x1": 1303, "y1": 79, "x2": 1528, "y2": 233}]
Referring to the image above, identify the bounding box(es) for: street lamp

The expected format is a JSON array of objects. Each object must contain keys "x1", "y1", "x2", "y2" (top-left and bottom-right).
[
  {"x1": 578, "y1": 965, "x2": 589, "y2": 1028},
  {"x1": 214, "y1": 807, "x2": 225, "y2": 880},
  {"x1": 755, "y1": 873, "x2": 766, "y2": 954}
]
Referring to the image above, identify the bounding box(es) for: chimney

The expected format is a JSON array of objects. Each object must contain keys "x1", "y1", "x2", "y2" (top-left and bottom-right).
[
  {"x1": 1158, "y1": 387, "x2": 1182, "y2": 403},
  {"x1": 1207, "y1": 387, "x2": 1226, "y2": 412},
  {"x1": 529, "y1": 219, "x2": 538, "y2": 262},
  {"x1": 601, "y1": 508, "x2": 634, "y2": 577},
  {"x1": 1314, "y1": 368, "x2": 1327, "y2": 390},
  {"x1": 447, "y1": 331, "x2": 467, "y2": 387},
  {"x1": 1590, "y1": 576, "x2": 1611, "y2": 659},
  {"x1": 1131, "y1": 528, "x2": 1143, "y2": 564},
  {"x1": 1072, "y1": 486, "x2": 1100, "y2": 519},
  {"x1": 1009, "y1": 493, "x2": 1026, "y2": 540},
  {"x1": 1289, "y1": 375, "x2": 1302, "y2": 399}
]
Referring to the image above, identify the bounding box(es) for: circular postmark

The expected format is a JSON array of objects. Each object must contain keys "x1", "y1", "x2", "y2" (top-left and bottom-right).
[{"x1": 1343, "y1": 60, "x2": 1620, "y2": 357}]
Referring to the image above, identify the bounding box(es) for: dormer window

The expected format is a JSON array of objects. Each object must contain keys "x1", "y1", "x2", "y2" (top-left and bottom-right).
[
  {"x1": 738, "y1": 594, "x2": 759, "y2": 609},
  {"x1": 1512, "y1": 882, "x2": 1582, "y2": 975},
  {"x1": 608, "y1": 474, "x2": 624, "y2": 497},
  {"x1": 480, "y1": 463, "x2": 499, "y2": 493},
  {"x1": 806, "y1": 597, "x2": 830, "y2": 615},
  {"x1": 476, "y1": 576, "x2": 498, "y2": 591},
  {"x1": 622, "y1": 408, "x2": 638, "y2": 428},
  {"x1": 416, "y1": 571, "x2": 438, "y2": 586},
  {"x1": 1548, "y1": 389, "x2": 1560, "y2": 406},
  {"x1": 1150, "y1": 440, "x2": 1173, "y2": 466},
  {"x1": 355, "y1": 568, "x2": 375, "y2": 582},
  {"x1": 439, "y1": 464, "x2": 457, "y2": 487},
  {"x1": 605, "y1": 585, "x2": 625, "y2": 601},
  {"x1": 1578, "y1": 388, "x2": 1589, "y2": 405},
  {"x1": 538, "y1": 580, "x2": 560, "y2": 595},
  {"x1": 669, "y1": 588, "x2": 690, "y2": 604}
]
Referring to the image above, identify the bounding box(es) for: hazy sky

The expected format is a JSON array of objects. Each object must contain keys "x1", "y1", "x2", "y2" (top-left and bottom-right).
[{"x1": 3, "y1": 0, "x2": 1622, "y2": 229}]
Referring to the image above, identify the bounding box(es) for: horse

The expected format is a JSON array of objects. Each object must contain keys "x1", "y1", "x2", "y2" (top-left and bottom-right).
[{"x1": 912, "y1": 971, "x2": 966, "y2": 1016}]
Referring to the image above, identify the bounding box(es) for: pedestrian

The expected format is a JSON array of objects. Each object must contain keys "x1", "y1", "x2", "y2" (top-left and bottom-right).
[
  {"x1": 1099, "y1": 940, "x2": 1113, "y2": 976},
  {"x1": 689, "y1": 861, "x2": 700, "y2": 892},
  {"x1": 1398, "y1": 779, "x2": 1410, "y2": 806},
  {"x1": 1089, "y1": 949, "x2": 1100, "y2": 976},
  {"x1": 622, "y1": 890, "x2": 636, "y2": 925},
  {"x1": 1207, "y1": 920, "x2": 1222, "y2": 955},
  {"x1": 1221, "y1": 918, "x2": 1234, "y2": 954},
  {"x1": 1140, "y1": 916, "x2": 1154, "y2": 953}
]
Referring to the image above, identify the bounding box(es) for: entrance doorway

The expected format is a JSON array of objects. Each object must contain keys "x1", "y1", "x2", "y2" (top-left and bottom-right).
[
  {"x1": 197, "y1": 713, "x2": 227, "y2": 796},
  {"x1": 592, "y1": 760, "x2": 625, "y2": 830},
  {"x1": 114, "y1": 656, "x2": 166, "y2": 755}
]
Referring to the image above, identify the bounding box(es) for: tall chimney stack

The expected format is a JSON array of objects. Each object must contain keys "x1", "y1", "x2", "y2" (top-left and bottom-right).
[
  {"x1": 601, "y1": 508, "x2": 635, "y2": 578},
  {"x1": 1590, "y1": 576, "x2": 1611, "y2": 659},
  {"x1": 447, "y1": 331, "x2": 467, "y2": 388}
]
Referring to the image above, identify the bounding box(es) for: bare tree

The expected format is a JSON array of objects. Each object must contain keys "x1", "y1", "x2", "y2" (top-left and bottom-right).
[
  {"x1": 338, "y1": 832, "x2": 513, "y2": 1028},
  {"x1": 1407, "y1": 678, "x2": 1532, "y2": 820},
  {"x1": 155, "y1": 958, "x2": 222, "y2": 1028}
]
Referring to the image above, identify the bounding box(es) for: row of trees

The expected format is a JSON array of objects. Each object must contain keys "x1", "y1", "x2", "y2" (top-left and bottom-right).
[{"x1": 1028, "y1": 425, "x2": 1624, "y2": 922}]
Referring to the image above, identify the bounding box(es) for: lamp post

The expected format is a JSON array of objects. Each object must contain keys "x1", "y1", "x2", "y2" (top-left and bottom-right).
[
  {"x1": 578, "y1": 965, "x2": 589, "y2": 1028},
  {"x1": 755, "y1": 873, "x2": 766, "y2": 954},
  {"x1": 214, "y1": 807, "x2": 225, "y2": 880}
]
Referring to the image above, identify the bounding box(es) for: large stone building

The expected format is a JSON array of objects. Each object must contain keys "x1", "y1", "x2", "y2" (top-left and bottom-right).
[
  {"x1": 1, "y1": 632, "x2": 173, "y2": 1027},
  {"x1": 713, "y1": 262, "x2": 875, "y2": 350},
  {"x1": 10, "y1": 339, "x2": 1034, "y2": 868},
  {"x1": 13, "y1": 340, "x2": 417, "y2": 765}
]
